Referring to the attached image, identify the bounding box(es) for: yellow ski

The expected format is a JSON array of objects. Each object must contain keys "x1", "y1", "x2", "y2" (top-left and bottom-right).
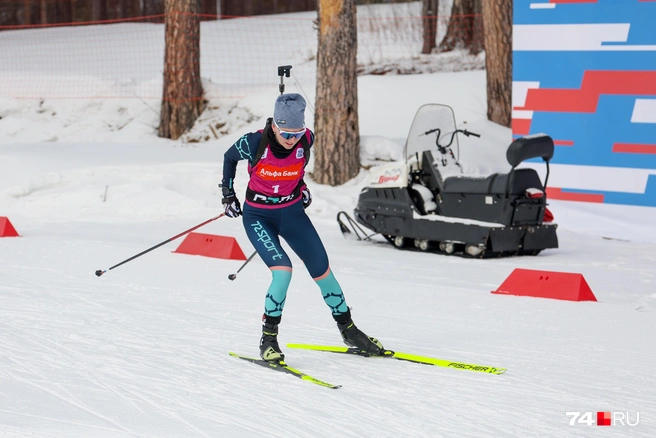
[
  {"x1": 229, "y1": 352, "x2": 342, "y2": 389},
  {"x1": 286, "y1": 344, "x2": 507, "y2": 375}
]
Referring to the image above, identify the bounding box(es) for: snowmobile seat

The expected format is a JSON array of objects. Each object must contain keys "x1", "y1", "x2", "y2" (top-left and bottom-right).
[
  {"x1": 421, "y1": 150, "x2": 544, "y2": 195},
  {"x1": 421, "y1": 134, "x2": 554, "y2": 196},
  {"x1": 441, "y1": 174, "x2": 496, "y2": 194},
  {"x1": 443, "y1": 169, "x2": 544, "y2": 195},
  {"x1": 490, "y1": 169, "x2": 544, "y2": 194},
  {"x1": 420, "y1": 150, "x2": 500, "y2": 194}
]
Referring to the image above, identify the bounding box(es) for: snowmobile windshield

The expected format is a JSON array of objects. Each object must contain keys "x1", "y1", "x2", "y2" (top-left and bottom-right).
[{"x1": 403, "y1": 104, "x2": 459, "y2": 162}]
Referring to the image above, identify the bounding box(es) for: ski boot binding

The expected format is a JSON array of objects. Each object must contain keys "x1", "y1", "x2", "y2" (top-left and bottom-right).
[{"x1": 260, "y1": 315, "x2": 284, "y2": 362}]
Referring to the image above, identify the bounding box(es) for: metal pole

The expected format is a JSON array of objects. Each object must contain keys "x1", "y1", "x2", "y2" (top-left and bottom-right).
[{"x1": 95, "y1": 214, "x2": 224, "y2": 277}]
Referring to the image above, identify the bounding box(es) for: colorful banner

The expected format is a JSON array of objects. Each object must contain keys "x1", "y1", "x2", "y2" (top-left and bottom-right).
[{"x1": 512, "y1": 0, "x2": 656, "y2": 207}]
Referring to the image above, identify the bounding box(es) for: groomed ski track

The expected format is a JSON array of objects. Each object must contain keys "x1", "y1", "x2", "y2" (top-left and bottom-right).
[{"x1": 1, "y1": 219, "x2": 654, "y2": 437}]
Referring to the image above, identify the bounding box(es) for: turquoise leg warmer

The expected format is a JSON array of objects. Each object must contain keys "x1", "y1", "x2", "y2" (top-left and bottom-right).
[
  {"x1": 264, "y1": 269, "x2": 292, "y2": 317},
  {"x1": 316, "y1": 270, "x2": 349, "y2": 315}
]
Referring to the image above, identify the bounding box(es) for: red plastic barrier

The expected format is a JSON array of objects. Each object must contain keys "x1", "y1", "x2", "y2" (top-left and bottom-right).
[
  {"x1": 492, "y1": 268, "x2": 597, "y2": 302},
  {"x1": 0, "y1": 217, "x2": 19, "y2": 237},
  {"x1": 174, "y1": 232, "x2": 247, "y2": 260}
]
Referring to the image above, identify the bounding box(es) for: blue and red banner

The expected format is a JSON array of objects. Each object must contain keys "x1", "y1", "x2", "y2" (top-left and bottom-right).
[{"x1": 512, "y1": 0, "x2": 656, "y2": 207}]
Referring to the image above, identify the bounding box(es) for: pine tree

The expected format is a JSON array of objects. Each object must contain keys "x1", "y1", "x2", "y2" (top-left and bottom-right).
[
  {"x1": 482, "y1": 0, "x2": 512, "y2": 127},
  {"x1": 313, "y1": 0, "x2": 360, "y2": 185},
  {"x1": 159, "y1": 0, "x2": 204, "y2": 140}
]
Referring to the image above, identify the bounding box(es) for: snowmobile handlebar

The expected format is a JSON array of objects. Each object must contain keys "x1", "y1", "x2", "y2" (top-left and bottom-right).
[
  {"x1": 422, "y1": 128, "x2": 481, "y2": 148},
  {"x1": 463, "y1": 130, "x2": 480, "y2": 138}
]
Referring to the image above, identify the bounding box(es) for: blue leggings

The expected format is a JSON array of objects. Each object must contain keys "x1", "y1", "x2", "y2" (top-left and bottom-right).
[{"x1": 242, "y1": 200, "x2": 348, "y2": 318}]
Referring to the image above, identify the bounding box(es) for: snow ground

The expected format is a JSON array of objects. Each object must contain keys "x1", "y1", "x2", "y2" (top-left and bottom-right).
[{"x1": 1, "y1": 4, "x2": 655, "y2": 438}]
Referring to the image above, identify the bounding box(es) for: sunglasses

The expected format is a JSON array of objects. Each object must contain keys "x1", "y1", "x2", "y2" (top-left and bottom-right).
[{"x1": 275, "y1": 123, "x2": 306, "y2": 140}]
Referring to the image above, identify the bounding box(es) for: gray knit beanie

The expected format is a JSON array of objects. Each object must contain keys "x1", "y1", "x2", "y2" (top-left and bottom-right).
[{"x1": 273, "y1": 93, "x2": 306, "y2": 130}]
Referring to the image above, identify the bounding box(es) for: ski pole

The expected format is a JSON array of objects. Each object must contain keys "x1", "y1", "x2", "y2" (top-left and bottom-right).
[
  {"x1": 95, "y1": 214, "x2": 224, "y2": 277},
  {"x1": 228, "y1": 250, "x2": 258, "y2": 281}
]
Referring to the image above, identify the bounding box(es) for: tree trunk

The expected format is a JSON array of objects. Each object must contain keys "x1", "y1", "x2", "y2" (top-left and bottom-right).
[
  {"x1": 159, "y1": 0, "x2": 204, "y2": 140},
  {"x1": 40, "y1": 0, "x2": 47, "y2": 24},
  {"x1": 24, "y1": 0, "x2": 31, "y2": 24},
  {"x1": 56, "y1": 0, "x2": 72, "y2": 23},
  {"x1": 90, "y1": 0, "x2": 105, "y2": 21},
  {"x1": 421, "y1": 0, "x2": 439, "y2": 54},
  {"x1": 123, "y1": 0, "x2": 142, "y2": 17},
  {"x1": 106, "y1": 0, "x2": 115, "y2": 19},
  {"x1": 482, "y1": 0, "x2": 512, "y2": 128},
  {"x1": 313, "y1": 0, "x2": 360, "y2": 186},
  {"x1": 439, "y1": 0, "x2": 483, "y2": 55},
  {"x1": 144, "y1": 0, "x2": 165, "y2": 16}
]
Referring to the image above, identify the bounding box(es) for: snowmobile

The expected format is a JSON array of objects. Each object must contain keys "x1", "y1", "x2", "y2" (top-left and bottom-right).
[{"x1": 337, "y1": 103, "x2": 558, "y2": 257}]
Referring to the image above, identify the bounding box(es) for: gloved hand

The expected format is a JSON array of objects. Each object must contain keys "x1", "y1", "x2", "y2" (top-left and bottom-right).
[
  {"x1": 301, "y1": 186, "x2": 312, "y2": 209},
  {"x1": 222, "y1": 191, "x2": 242, "y2": 218}
]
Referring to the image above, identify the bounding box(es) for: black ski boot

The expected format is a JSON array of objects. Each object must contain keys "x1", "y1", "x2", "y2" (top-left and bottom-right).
[
  {"x1": 334, "y1": 310, "x2": 384, "y2": 355},
  {"x1": 260, "y1": 314, "x2": 284, "y2": 362}
]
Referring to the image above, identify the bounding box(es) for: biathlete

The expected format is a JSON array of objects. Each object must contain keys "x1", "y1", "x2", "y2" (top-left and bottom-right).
[{"x1": 220, "y1": 93, "x2": 383, "y2": 361}]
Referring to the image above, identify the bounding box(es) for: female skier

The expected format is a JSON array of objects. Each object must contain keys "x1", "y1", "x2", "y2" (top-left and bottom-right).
[{"x1": 220, "y1": 93, "x2": 383, "y2": 361}]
